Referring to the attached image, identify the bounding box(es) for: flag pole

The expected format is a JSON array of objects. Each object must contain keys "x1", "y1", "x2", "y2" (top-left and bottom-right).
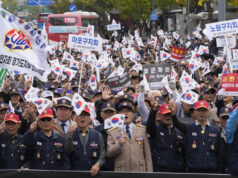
[
  {"x1": 78, "y1": 60, "x2": 84, "y2": 92},
  {"x1": 224, "y1": 35, "x2": 233, "y2": 73}
]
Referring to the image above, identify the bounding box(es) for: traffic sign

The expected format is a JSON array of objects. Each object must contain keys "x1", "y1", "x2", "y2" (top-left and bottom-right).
[
  {"x1": 27, "y1": 0, "x2": 52, "y2": 6},
  {"x1": 150, "y1": 11, "x2": 158, "y2": 21},
  {"x1": 69, "y1": 4, "x2": 77, "y2": 12}
]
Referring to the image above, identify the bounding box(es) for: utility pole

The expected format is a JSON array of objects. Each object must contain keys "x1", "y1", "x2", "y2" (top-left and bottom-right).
[
  {"x1": 152, "y1": 0, "x2": 154, "y2": 11},
  {"x1": 218, "y1": 0, "x2": 226, "y2": 21},
  {"x1": 186, "y1": 0, "x2": 190, "y2": 34}
]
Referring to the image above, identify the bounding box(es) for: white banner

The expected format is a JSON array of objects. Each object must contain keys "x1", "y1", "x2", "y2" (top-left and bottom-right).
[
  {"x1": 68, "y1": 34, "x2": 102, "y2": 51},
  {"x1": 216, "y1": 35, "x2": 236, "y2": 48},
  {"x1": 0, "y1": 12, "x2": 50, "y2": 82},
  {"x1": 205, "y1": 19, "x2": 238, "y2": 38},
  {"x1": 107, "y1": 24, "x2": 121, "y2": 31}
]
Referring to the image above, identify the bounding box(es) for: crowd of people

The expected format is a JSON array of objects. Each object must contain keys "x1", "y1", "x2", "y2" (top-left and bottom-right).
[{"x1": 1, "y1": 23, "x2": 238, "y2": 176}]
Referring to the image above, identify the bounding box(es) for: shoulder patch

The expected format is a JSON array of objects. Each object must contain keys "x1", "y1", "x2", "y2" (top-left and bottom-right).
[
  {"x1": 136, "y1": 124, "x2": 146, "y2": 129},
  {"x1": 108, "y1": 127, "x2": 118, "y2": 132}
]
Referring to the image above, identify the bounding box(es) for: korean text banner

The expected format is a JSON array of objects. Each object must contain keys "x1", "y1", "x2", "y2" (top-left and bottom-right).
[
  {"x1": 107, "y1": 24, "x2": 121, "y2": 31},
  {"x1": 143, "y1": 63, "x2": 171, "y2": 89},
  {"x1": 0, "y1": 11, "x2": 50, "y2": 82},
  {"x1": 221, "y1": 73, "x2": 238, "y2": 96},
  {"x1": 68, "y1": 34, "x2": 102, "y2": 51},
  {"x1": 205, "y1": 19, "x2": 238, "y2": 38},
  {"x1": 106, "y1": 72, "x2": 131, "y2": 91}
]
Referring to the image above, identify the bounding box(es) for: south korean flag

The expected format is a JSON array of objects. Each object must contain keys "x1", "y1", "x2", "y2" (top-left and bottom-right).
[
  {"x1": 180, "y1": 90, "x2": 199, "y2": 105},
  {"x1": 104, "y1": 114, "x2": 125, "y2": 129}
]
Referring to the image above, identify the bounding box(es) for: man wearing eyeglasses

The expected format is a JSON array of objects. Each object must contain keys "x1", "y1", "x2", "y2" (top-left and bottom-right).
[
  {"x1": 202, "y1": 86, "x2": 220, "y2": 127},
  {"x1": 20, "y1": 108, "x2": 70, "y2": 170}
]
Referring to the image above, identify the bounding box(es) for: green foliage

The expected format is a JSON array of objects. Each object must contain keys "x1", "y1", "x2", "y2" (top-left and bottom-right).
[
  {"x1": 2, "y1": 0, "x2": 42, "y2": 21},
  {"x1": 113, "y1": 0, "x2": 151, "y2": 24}
]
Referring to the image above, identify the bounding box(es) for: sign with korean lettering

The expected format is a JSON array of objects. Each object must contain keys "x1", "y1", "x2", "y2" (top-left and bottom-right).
[
  {"x1": 221, "y1": 73, "x2": 238, "y2": 96},
  {"x1": 106, "y1": 72, "x2": 131, "y2": 90},
  {"x1": 170, "y1": 46, "x2": 188, "y2": 62},
  {"x1": 107, "y1": 24, "x2": 121, "y2": 31},
  {"x1": 205, "y1": 19, "x2": 238, "y2": 38},
  {"x1": 216, "y1": 35, "x2": 236, "y2": 48},
  {"x1": 143, "y1": 63, "x2": 171, "y2": 89},
  {"x1": 232, "y1": 49, "x2": 238, "y2": 70},
  {"x1": 68, "y1": 34, "x2": 102, "y2": 51}
]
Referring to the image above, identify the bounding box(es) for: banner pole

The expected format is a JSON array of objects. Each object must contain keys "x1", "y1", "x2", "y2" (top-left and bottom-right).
[
  {"x1": 224, "y1": 35, "x2": 233, "y2": 73},
  {"x1": 78, "y1": 60, "x2": 84, "y2": 92}
]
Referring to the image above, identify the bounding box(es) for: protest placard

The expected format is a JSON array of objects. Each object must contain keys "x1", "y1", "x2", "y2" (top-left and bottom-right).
[
  {"x1": 68, "y1": 34, "x2": 102, "y2": 51},
  {"x1": 107, "y1": 24, "x2": 121, "y2": 31},
  {"x1": 205, "y1": 19, "x2": 238, "y2": 38},
  {"x1": 106, "y1": 72, "x2": 131, "y2": 90},
  {"x1": 143, "y1": 63, "x2": 171, "y2": 89},
  {"x1": 170, "y1": 46, "x2": 188, "y2": 62},
  {"x1": 221, "y1": 73, "x2": 238, "y2": 96}
]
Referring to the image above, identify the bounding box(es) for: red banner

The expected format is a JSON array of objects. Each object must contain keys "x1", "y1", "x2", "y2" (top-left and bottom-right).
[
  {"x1": 170, "y1": 46, "x2": 188, "y2": 62},
  {"x1": 221, "y1": 73, "x2": 238, "y2": 96}
]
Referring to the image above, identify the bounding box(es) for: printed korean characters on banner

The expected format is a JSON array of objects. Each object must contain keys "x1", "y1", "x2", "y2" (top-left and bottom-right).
[
  {"x1": 0, "y1": 9, "x2": 50, "y2": 82},
  {"x1": 170, "y1": 46, "x2": 188, "y2": 62},
  {"x1": 106, "y1": 72, "x2": 131, "y2": 91},
  {"x1": 221, "y1": 73, "x2": 238, "y2": 96},
  {"x1": 104, "y1": 114, "x2": 125, "y2": 129},
  {"x1": 205, "y1": 19, "x2": 238, "y2": 38},
  {"x1": 216, "y1": 35, "x2": 236, "y2": 48},
  {"x1": 143, "y1": 63, "x2": 171, "y2": 89},
  {"x1": 107, "y1": 23, "x2": 121, "y2": 31},
  {"x1": 232, "y1": 49, "x2": 238, "y2": 70},
  {"x1": 68, "y1": 34, "x2": 102, "y2": 52}
]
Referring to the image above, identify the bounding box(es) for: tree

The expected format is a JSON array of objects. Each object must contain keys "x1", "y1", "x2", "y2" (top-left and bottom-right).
[
  {"x1": 2, "y1": 0, "x2": 42, "y2": 20},
  {"x1": 113, "y1": 0, "x2": 151, "y2": 28},
  {"x1": 227, "y1": 0, "x2": 238, "y2": 7}
]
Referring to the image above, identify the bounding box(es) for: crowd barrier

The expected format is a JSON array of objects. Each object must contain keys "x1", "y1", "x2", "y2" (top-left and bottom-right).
[{"x1": 0, "y1": 170, "x2": 236, "y2": 178}]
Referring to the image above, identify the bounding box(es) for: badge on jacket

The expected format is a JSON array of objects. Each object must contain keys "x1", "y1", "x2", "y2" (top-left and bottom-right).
[
  {"x1": 90, "y1": 142, "x2": 98, "y2": 147},
  {"x1": 54, "y1": 142, "x2": 63, "y2": 147},
  {"x1": 93, "y1": 152, "x2": 97, "y2": 157},
  {"x1": 37, "y1": 150, "x2": 41, "y2": 158},
  {"x1": 135, "y1": 136, "x2": 143, "y2": 144},
  {"x1": 192, "y1": 141, "x2": 196, "y2": 149},
  {"x1": 57, "y1": 153, "x2": 61, "y2": 159}
]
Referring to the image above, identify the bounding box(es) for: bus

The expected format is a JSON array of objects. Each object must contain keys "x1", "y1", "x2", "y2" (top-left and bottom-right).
[
  {"x1": 37, "y1": 13, "x2": 52, "y2": 30},
  {"x1": 46, "y1": 11, "x2": 100, "y2": 45}
]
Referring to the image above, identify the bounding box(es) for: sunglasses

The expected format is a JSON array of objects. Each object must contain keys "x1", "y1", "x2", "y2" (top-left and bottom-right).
[{"x1": 40, "y1": 117, "x2": 52, "y2": 122}]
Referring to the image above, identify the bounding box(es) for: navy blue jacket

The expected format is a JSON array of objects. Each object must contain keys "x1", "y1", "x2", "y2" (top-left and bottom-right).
[
  {"x1": 147, "y1": 109, "x2": 185, "y2": 172},
  {"x1": 21, "y1": 130, "x2": 70, "y2": 170},
  {"x1": 70, "y1": 128, "x2": 100, "y2": 170},
  {"x1": 173, "y1": 116, "x2": 221, "y2": 172},
  {"x1": 0, "y1": 132, "x2": 24, "y2": 169}
]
